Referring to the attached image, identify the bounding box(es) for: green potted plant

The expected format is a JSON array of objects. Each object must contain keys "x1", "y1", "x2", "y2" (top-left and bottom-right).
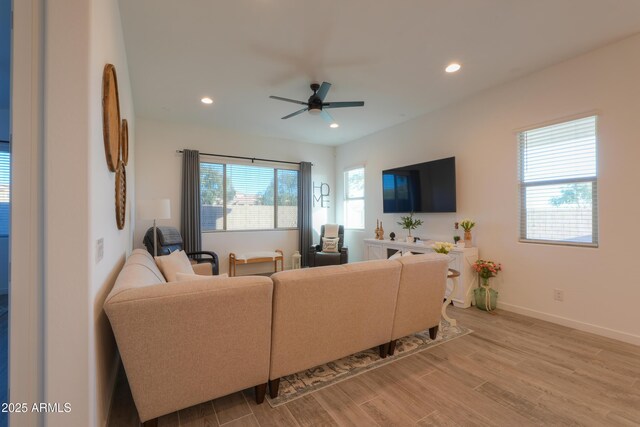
[
  {"x1": 460, "y1": 219, "x2": 475, "y2": 248},
  {"x1": 397, "y1": 212, "x2": 423, "y2": 243},
  {"x1": 472, "y1": 259, "x2": 502, "y2": 311}
]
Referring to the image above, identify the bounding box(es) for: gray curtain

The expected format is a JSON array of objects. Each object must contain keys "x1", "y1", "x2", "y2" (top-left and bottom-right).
[
  {"x1": 298, "y1": 161, "x2": 313, "y2": 267},
  {"x1": 181, "y1": 149, "x2": 202, "y2": 253}
]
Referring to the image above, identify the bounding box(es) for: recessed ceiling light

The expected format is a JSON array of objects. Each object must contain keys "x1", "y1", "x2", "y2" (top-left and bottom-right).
[
  {"x1": 445, "y1": 63, "x2": 461, "y2": 73},
  {"x1": 329, "y1": 123, "x2": 339, "y2": 128},
  {"x1": 201, "y1": 97, "x2": 213, "y2": 104}
]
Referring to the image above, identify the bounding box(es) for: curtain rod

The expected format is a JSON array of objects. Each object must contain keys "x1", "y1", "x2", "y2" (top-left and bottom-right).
[{"x1": 176, "y1": 150, "x2": 312, "y2": 166}]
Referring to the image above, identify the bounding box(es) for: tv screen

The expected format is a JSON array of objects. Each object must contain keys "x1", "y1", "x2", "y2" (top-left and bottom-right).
[{"x1": 382, "y1": 157, "x2": 456, "y2": 213}]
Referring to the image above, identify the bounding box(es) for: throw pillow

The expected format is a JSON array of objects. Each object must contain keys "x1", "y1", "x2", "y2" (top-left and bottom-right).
[
  {"x1": 155, "y1": 250, "x2": 195, "y2": 282},
  {"x1": 388, "y1": 251, "x2": 402, "y2": 260},
  {"x1": 175, "y1": 272, "x2": 228, "y2": 282},
  {"x1": 402, "y1": 251, "x2": 414, "y2": 257},
  {"x1": 322, "y1": 237, "x2": 340, "y2": 253}
]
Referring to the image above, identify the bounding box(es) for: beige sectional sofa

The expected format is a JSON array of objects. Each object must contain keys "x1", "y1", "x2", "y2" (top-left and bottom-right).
[
  {"x1": 104, "y1": 250, "x2": 273, "y2": 425},
  {"x1": 104, "y1": 250, "x2": 448, "y2": 425}
]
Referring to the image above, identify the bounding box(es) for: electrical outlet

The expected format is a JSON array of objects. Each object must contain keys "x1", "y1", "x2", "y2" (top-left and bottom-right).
[
  {"x1": 96, "y1": 238, "x2": 104, "y2": 264},
  {"x1": 553, "y1": 288, "x2": 564, "y2": 302}
]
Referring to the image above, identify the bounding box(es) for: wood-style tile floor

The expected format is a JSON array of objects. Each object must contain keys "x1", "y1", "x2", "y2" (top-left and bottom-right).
[{"x1": 108, "y1": 306, "x2": 640, "y2": 426}]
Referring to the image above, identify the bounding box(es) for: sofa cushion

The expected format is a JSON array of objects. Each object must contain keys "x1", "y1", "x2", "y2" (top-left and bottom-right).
[
  {"x1": 155, "y1": 250, "x2": 195, "y2": 282},
  {"x1": 321, "y1": 237, "x2": 340, "y2": 253},
  {"x1": 107, "y1": 249, "x2": 166, "y2": 301},
  {"x1": 269, "y1": 259, "x2": 402, "y2": 379},
  {"x1": 175, "y1": 272, "x2": 228, "y2": 282}
]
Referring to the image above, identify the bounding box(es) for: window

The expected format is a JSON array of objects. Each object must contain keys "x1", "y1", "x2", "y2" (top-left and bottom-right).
[
  {"x1": 518, "y1": 116, "x2": 598, "y2": 246},
  {"x1": 344, "y1": 167, "x2": 365, "y2": 229},
  {"x1": 200, "y1": 161, "x2": 298, "y2": 231},
  {"x1": 0, "y1": 143, "x2": 8, "y2": 237}
]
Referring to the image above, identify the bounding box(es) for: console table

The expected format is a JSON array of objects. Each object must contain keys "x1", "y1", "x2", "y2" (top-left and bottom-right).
[{"x1": 364, "y1": 239, "x2": 479, "y2": 308}]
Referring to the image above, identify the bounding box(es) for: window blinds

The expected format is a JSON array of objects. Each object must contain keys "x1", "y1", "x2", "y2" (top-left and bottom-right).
[
  {"x1": 0, "y1": 145, "x2": 9, "y2": 237},
  {"x1": 200, "y1": 162, "x2": 298, "y2": 231},
  {"x1": 518, "y1": 116, "x2": 598, "y2": 246}
]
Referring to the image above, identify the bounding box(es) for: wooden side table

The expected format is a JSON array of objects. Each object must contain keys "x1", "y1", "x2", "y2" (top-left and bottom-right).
[{"x1": 229, "y1": 250, "x2": 284, "y2": 277}]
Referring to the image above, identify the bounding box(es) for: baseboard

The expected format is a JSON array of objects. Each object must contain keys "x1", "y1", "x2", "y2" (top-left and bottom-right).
[
  {"x1": 103, "y1": 353, "x2": 121, "y2": 427},
  {"x1": 497, "y1": 301, "x2": 640, "y2": 346}
]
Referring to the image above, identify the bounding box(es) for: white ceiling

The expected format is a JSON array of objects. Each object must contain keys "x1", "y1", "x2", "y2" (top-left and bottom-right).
[{"x1": 119, "y1": 0, "x2": 640, "y2": 146}]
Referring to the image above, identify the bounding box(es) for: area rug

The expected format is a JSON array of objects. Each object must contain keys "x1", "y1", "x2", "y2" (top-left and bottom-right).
[{"x1": 266, "y1": 320, "x2": 472, "y2": 407}]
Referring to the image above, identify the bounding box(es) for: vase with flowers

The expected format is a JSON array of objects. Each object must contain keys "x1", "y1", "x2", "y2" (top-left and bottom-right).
[
  {"x1": 472, "y1": 259, "x2": 502, "y2": 311},
  {"x1": 460, "y1": 219, "x2": 475, "y2": 248},
  {"x1": 397, "y1": 212, "x2": 423, "y2": 243},
  {"x1": 432, "y1": 241, "x2": 455, "y2": 255}
]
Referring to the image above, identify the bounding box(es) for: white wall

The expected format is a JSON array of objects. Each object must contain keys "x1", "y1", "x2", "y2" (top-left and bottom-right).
[
  {"x1": 43, "y1": 0, "x2": 135, "y2": 426},
  {"x1": 89, "y1": 0, "x2": 135, "y2": 425},
  {"x1": 135, "y1": 118, "x2": 335, "y2": 275},
  {"x1": 336, "y1": 34, "x2": 640, "y2": 345}
]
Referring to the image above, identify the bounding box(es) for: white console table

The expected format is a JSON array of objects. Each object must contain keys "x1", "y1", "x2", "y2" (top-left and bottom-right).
[{"x1": 364, "y1": 239, "x2": 479, "y2": 308}]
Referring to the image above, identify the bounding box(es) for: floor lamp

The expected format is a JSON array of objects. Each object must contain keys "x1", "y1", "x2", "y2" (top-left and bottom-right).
[{"x1": 139, "y1": 199, "x2": 171, "y2": 256}]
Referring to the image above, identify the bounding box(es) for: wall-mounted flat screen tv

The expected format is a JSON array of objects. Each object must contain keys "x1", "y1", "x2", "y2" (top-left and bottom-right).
[{"x1": 382, "y1": 157, "x2": 456, "y2": 213}]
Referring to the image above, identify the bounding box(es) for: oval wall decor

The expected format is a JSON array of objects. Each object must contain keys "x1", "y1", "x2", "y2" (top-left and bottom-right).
[
  {"x1": 102, "y1": 64, "x2": 121, "y2": 172},
  {"x1": 121, "y1": 118, "x2": 129, "y2": 166},
  {"x1": 115, "y1": 160, "x2": 127, "y2": 230}
]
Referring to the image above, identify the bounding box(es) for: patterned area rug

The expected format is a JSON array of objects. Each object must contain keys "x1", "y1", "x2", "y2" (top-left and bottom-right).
[{"x1": 267, "y1": 320, "x2": 472, "y2": 407}]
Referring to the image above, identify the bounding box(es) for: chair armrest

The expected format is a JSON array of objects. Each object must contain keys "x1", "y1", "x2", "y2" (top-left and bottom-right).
[{"x1": 187, "y1": 251, "x2": 220, "y2": 275}]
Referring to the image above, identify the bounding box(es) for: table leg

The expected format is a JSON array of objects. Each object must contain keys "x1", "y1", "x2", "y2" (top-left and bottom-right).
[{"x1": 442, "y1": 276, "x2": 458, "y2": 327}]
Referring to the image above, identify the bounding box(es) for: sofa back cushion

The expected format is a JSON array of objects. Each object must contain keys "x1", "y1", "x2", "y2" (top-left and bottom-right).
[
  {"x1": 107, "y1": 249, "x2": 166, "y2": 300},
  {"x1": 391, "y1": 253, "x2": 449, "y2": 340},
  {"x1": 269, "y1": 259, "x2": 402, "y2": 379}
]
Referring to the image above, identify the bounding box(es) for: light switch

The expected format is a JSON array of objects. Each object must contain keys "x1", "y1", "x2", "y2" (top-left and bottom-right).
[{"x1": 96, "y1": 238, "x2": 104, "y2": 263}]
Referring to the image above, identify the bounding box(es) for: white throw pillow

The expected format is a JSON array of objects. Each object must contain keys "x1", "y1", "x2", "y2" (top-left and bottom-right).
[
  {"x1": 175, "y1": 272, "x2": 228, "y2": 282},
  {"x1": 388, "y1": 251, "x2": 402, "y2": 260},
  {"x1": 402, "y1": 251, "x2": 414, "y2": 257},
  {"x1": 155, "y1": 250, "x2": 195, "y2": 282},
  {"x1": 322, "y1": 237, "x2": 340, "y2": 253}
]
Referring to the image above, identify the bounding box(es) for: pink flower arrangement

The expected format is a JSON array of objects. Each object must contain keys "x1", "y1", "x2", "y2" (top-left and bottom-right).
[{"x1": 472, "y1": 259, "x2": 502, "y2": 282}]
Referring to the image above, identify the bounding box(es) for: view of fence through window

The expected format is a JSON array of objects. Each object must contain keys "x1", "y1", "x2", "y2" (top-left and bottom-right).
[
  {"x1": 200, "y1": 162, "x2": 298, "y2": 231},
  {"x1": 519, "y1": 116, "x2": 598, "y2": 245}
]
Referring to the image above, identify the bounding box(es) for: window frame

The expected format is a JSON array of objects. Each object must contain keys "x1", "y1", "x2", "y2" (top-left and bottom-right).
[
  {"x1": 517, "y1": 115, "x2": 599, "y2": 248},
  {"x1": 343, "y1": 166, "x2": 365, "y2": 230},
  {"x1": 199, "y1": 160, "x2": 300, "y2": 233}
]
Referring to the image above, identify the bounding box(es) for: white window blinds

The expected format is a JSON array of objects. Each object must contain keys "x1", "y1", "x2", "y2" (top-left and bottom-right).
[
  {"x1": 344, "y1": 167, "x2": 365, "y2": 229},
  {"x1": 518, "y1": 116, "x2": 598, "y2": 246},
  {"x1": 200, "y1": 162, "x2": 298, "y2": 231},
  {"x1": 0, "y1": 143, "x2": 9, "y2": 237}
]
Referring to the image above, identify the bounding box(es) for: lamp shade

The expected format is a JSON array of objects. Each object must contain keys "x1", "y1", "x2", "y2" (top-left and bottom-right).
[{"x1": 138, "y1": 199, "x2": 171, "y2": 220}]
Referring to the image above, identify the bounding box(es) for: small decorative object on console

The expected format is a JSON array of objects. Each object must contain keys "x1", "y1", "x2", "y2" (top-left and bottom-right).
[
  {"x1": 460, "y1": 219, "x2": 476, "y2": 248},
  {"x1": 389, "y1": 232, "x2": 396, "y2": 241},
  {"x1": 378, "y1": 221, "x2": 384, "y2": 240},
  {"x1": 472, "y1": 259, "x2": 502, "y2": 311},
  {"x1": 292, "y1": 251, "x2": 301, "y2": 269},
  {"x1": 432, "y1": 241, "x2": 455, "y2": 254}
]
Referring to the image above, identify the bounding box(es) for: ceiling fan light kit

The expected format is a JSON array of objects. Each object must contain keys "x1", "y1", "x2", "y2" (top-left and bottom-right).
[{"x1": 270, "y1": 81, "x2": 364, "y2": 123}]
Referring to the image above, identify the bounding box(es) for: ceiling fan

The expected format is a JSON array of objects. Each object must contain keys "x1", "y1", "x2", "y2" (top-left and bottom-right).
[{"x1": 269, "y1": 82, "x2": 364, "y2": 123}]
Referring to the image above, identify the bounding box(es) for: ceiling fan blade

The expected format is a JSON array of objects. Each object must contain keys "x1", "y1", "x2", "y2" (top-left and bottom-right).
[
  {"x1": 281, "y1": 107, "x2": 308, "y2": 119},
  {"x1": 323, "y1": 101, "x2": 365, "y2": 109},
  {"x1": 316, "y1": 82, "x2": 332, "y2": 101},
  {"x1": 320, "y1": 109, "x2": 334, "y2": 124},
  {"x1": 269, "y1": 95, "x2": 308, "y2": 105}
]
